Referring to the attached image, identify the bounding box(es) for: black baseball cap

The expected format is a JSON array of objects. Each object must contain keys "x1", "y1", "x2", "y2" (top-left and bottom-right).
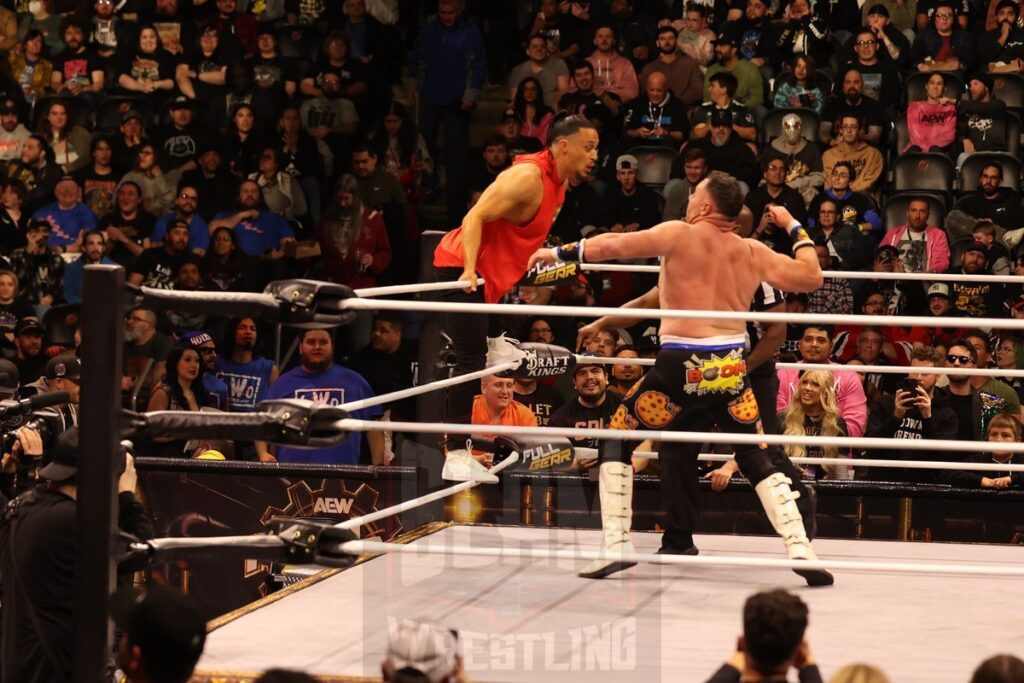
[
  {"x1": 712, "y1": 29, "x2": 740, "y2": 47},
  {"x1": 0, "y1": 358, "x2": 19, "y2": 393},
  {"x1": 574, "y1": 351, "x2": 607, "y2": 376},
  {"x1": 45, "y1": 354, "x2": 81, "y2": 381},
  {"x1": 109, "y1": 585, "x2": 207, "y2": 681},
  {"x1": 169, "y1": 96, "x2": 194, "y2": 111},
  {"x1": 39, "y1": 426, "x2": 79, "y2": 481},
  {"x1": 15, "y1": 318, "x2": 44, "y2": 336}
]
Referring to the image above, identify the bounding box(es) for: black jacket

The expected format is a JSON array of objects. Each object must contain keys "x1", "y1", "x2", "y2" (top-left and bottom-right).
[
  {"x1": 939, "y1": 452, "x2": 1024, "y2": 489},
  {"x1": 0, "y1": 486, "x2": 154, "y2": 683},
  {"x1": 865, "y1": 387, "x2": 959, "y2": 481}
]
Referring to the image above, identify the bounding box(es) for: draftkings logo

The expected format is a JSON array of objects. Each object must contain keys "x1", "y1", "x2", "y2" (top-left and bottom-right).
[{"x1": 683, "y1": 350, "x2": 746, "y2": 395}]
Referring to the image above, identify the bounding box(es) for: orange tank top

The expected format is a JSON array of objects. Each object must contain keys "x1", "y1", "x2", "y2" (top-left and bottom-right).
[{"x1": 433, "y1": 149, "x2": 566, "y2": 303}]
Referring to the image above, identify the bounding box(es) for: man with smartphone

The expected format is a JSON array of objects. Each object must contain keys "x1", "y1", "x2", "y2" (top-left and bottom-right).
[{"x1": 865, "y1": 345, "x2": 958, "y2": 481}]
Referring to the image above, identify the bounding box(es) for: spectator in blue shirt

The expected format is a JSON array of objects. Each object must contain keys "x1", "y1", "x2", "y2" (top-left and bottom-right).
[
  {"x1": 62, "y1": 229, "x2": 116, "y2": 304},
  {"x1": 408, "y1": 0, "x2": 486, "y2": 225},
  {"x1": 33, "y1": 175, "x2": 97, "y2": 252},
  {"x1": 208, "y1": 179, "x2": 295, "y2": 259},
  {"x1": 151, "y1": 183, "x2": 209, "y2": 254},
  {"x1": 257, "y1": 328, "x2": 384, "y2": 465}
]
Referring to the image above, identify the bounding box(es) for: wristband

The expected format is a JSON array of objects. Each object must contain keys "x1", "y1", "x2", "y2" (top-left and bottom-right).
[{"x1": 555, "y1": 238, "x2": 586, "y2": 263}]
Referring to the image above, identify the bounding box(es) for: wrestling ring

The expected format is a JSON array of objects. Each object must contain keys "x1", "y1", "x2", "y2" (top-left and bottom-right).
[{"x1": 71, "y1": 262, "x2": 1024, "y2": 683}]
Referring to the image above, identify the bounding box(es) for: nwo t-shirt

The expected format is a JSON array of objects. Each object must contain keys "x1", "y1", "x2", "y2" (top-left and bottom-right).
[
  {"x1": 264, "y1": 364, "x2": 382, "y2": 464},
  {"x1": 216, "y1": 356, "x2": 276, "y2": 412}
]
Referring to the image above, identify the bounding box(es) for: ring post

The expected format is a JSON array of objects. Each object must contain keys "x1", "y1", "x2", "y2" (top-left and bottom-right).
[{"x1": 75, "y1": 265, "x2": 125, "y2": 682}]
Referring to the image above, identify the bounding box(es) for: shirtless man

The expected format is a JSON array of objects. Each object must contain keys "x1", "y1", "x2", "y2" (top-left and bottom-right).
[
  {"x1": 434, "y1": 113, "x2": 599, "y2": 422},
  {"x1": 528, "y1": 171, "x2": 832, "y2": 585}
]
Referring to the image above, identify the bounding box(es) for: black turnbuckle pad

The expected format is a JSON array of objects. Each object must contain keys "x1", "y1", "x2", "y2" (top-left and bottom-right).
[
  {"x1": 257, "y1": 399, "x2": 350, "y2": 448},
  {"x1": 264, "y1": 279, "x2": 357, "y2": 328},
  {"x1": 266, "y1": 518, "x2": 359, "y2": 568}
]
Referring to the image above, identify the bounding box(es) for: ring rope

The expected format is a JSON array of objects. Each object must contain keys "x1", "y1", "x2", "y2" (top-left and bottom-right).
[
  {"x1": 336, "y1": 418, "x2": 1024, "y2": 457},
  {"x1": 341, "y1": 297, "x2": 1024, "y2": 332},
  {"x1": 334, "y1": 453, "x2": 520, "y2": 532},
  {"x1": 354, "y1": 279, "x2": 484, "y2": 299},
  {"x1": 578, "y1": 356, "x2": 1024, "y2": 378},
  {"x1": 579, "y1": 263, "x2": 1024, "y2": 285},
  {"x1": 339, "y1": 360, "x2": 518, "y2": 412},
  {"x1": 571, "y1": 448, "x2": 1024, "y2": 473},
  {"x1": 337, "y1": 539, "x2": 1024, "y2": 577}
]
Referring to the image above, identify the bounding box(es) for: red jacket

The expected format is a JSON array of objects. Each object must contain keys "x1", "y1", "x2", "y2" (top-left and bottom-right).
[{"x1": 317, "y1": 208, "x2": 392, "y2": 289}]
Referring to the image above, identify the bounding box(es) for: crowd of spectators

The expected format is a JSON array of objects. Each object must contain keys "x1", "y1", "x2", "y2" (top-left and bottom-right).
[{"x1": 0, "y1": 0, "x2": 1019, "y2": 484}]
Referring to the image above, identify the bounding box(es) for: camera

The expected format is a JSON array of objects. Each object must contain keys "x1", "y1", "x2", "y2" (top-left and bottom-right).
[
  {"x1": 897, "y1": 378, "x2": 919, "y2": 395},
  {"x1": 2, "y1": 410, "x2": 68, "y2": 467}
]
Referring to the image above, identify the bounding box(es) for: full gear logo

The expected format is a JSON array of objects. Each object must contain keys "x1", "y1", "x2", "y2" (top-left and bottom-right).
[{"x1": 683, "y1": 350, "x2": 746, "y2": 395}]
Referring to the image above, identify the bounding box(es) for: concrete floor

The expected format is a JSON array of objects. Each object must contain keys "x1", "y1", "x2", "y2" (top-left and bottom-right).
[{"x1": 197, "y1": 525, "x2": 1023, "y2": 682}]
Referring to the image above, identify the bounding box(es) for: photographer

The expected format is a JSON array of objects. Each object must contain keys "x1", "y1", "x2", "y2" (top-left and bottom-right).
[
  {"x1": 0, "y1": 426, "x2": 154, "y2": 682},
  {"x1": 865, "y1": 346, "x2": 958, "y2": 481}
]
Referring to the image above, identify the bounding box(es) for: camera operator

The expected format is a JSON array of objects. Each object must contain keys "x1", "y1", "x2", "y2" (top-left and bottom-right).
[
  {"x1": 0, "y1": 426, "x2": 154, "y2": 682},
  {"x1": 16, "y1": 354, "x2": 79, "y2": 420}
]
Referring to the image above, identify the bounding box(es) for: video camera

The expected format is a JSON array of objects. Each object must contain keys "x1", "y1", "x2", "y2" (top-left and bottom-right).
[{"x1": 0, "y1": 391, "x2": 73, "y2": 466}]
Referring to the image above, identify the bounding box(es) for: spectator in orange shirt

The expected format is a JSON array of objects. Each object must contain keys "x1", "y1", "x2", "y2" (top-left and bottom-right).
[
  {"x1": 467, "y1": 374, "x2": 537, "y2": 465},
  {"x1": 472, "y1": 374, "x2": 538, "y2": 428}
]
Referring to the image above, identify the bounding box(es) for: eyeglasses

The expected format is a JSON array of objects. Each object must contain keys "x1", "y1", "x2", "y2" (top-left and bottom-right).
[
  {"x1": 831, "y1": 171, "x2": 849, "y2": 178},
  {"x1": 855, "y1": 40, "x2": 877, "y2": 46},
  {"x1": 198, "y1": 347, "x2": 217, "y2": 355},
  {"x1": 125, "y1": 314, "x2": 149, "y2": 324},
  {"x1": 935, "y1": 12, "x2": 954, "y2": 17},
  {"x1": 947, "y1": 354, "x2": 973, "y2": 365},
  {"x1": 179, "y1": 193, "x2": 198, "y2": 200}
]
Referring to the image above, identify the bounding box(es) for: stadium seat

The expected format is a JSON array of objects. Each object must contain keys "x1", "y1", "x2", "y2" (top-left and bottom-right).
[
  {"x1": 761, "y1": 108, "x2": 821, "y2": 144},
  {"x1": 905, "y1": 71, "x2": 964, "y2": 104},
  {"x1": 94, "y1": 96, "x2": 155, "y2": 133},
  {"x1": 990, "y1": 72, "x2": 1024, "y2": 109},
  {"x1": 883, "y1": 192, "x2": 947, "y2": 231},
  {"x1": 625, "y1": 145, "x2": 677, "y2": 191},
  {"x1": 959, "y1": 152, "x2": 1022, "y2": 194},
  {"x1": 892, "y1": 153, "x2": 955, "y2": 204}
]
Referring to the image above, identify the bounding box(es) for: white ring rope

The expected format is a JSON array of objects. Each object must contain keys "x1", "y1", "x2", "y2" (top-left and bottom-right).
[
  {"x1": 341, "y1": 297, "x2": 1024, "y2": 332},
  {"x1": 580, "y1": 263, "x2": 1024, "y2": 285},
  {"x1": 572, "y1": 448, "x2": 1024, "y2": 473},
  {"x1": 339, "y1": 360, "x2": 519, "y2": 412},
  {"x1": 580, "y1": 355, "x2": 1024, "y2": 378},
  {"x1": 337, "y1": 418, "x2": 1024, "y2": 456},
  {"x1": 354, "y1": 279, "x2": 484, "y2": 298},
  {"x1": 337, "y1": 539, "x2": 1024, "y2": 577},
  {"x1": 334, "y1": 452, "x2": 519, "y2": 532}
]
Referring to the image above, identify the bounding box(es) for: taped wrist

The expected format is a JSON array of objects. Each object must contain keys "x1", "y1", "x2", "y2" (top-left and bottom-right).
[
  {"x1": 786, "y1": 220, "x2": 814, "y2": 254},
  {"x1": 555, "y1": 238, "x2": 586, "y2": 263}
]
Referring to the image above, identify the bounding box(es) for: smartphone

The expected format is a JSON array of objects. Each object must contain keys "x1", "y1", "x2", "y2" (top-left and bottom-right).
[{"x1": 897, "y1": 378, "x2": 919, "y2": 395}]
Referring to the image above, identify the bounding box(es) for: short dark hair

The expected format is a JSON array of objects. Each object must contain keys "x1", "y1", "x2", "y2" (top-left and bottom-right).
[
  {"x1": 683, "y1": 146, "x2": 707, "y2": 164},
  {"x1": 833, "y1": 160, "x2": 856, "y2": 182},
  {"x1": 82, "y1": 228, "x2": 105, "y2": 244},
  {"x1": 61, "y1": 14, "x2": 87, "y2": 35},
  {"x1": 981, "y1": 163, "x2": 1003, "y2": 180},
  {"x1": 573, "y1": 60, "x2": 594, "y2": 76},
  {"x1": 709, "y1": 71, "x2": 738, "y2": 97},
  {"x1": 547, "y1": 112, "x2": 596, "y2": 146},
  {"x1": 963, "y1": 328, "x2": 991, "y2": 354},
  {"x1": 350, "y1": 139, "x2": 376, "y2": 158},
  {"x1": 482, "y1": 133, "x2": 508, "y2": 150},
  {"x1": 970, "y1": 654, "x2": 1024, "y2": 683},
  {"x1": 705, "y1": 171, "x2": 744, "y2": 219},
  {"x1": 799, "y1": 323, "x2": 834, "y2": 340},
  {"x1": 949, "y1": 338, "x2": 979, "y2": 364},
  {"x1": 743, "y1": 590, "x2": 808, "y2": 674},
  {"x1": 656, "y1": 24, "x2": 677, "y2": 38}
]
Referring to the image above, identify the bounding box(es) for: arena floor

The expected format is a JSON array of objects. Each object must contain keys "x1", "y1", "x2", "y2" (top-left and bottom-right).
[{"x1": 196, "y1": 525, "x2": 1023, "y2": 682}]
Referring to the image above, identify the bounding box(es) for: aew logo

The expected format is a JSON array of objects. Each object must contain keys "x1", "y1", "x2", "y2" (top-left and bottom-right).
[
  {"x1": 525, "y1": 354, "x2": 571, "y2": 377},
  {"x1": 312, "y1": 496, "x2": 355, "y2": 514},
  {"x1": 531, "y1": 262, "x2": 579, "y2": 285},
  {"x1": 523, "y1": 443, "x2": 573, "y2": 471}
]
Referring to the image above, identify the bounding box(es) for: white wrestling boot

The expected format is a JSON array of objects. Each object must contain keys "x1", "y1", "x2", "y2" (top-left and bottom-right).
[
  {"x1": 579, "y1": 461, "x2": 638, "y2": 579},
  {"x1": 754, "y1": 472, "x2": 834, "y2": 587}
]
